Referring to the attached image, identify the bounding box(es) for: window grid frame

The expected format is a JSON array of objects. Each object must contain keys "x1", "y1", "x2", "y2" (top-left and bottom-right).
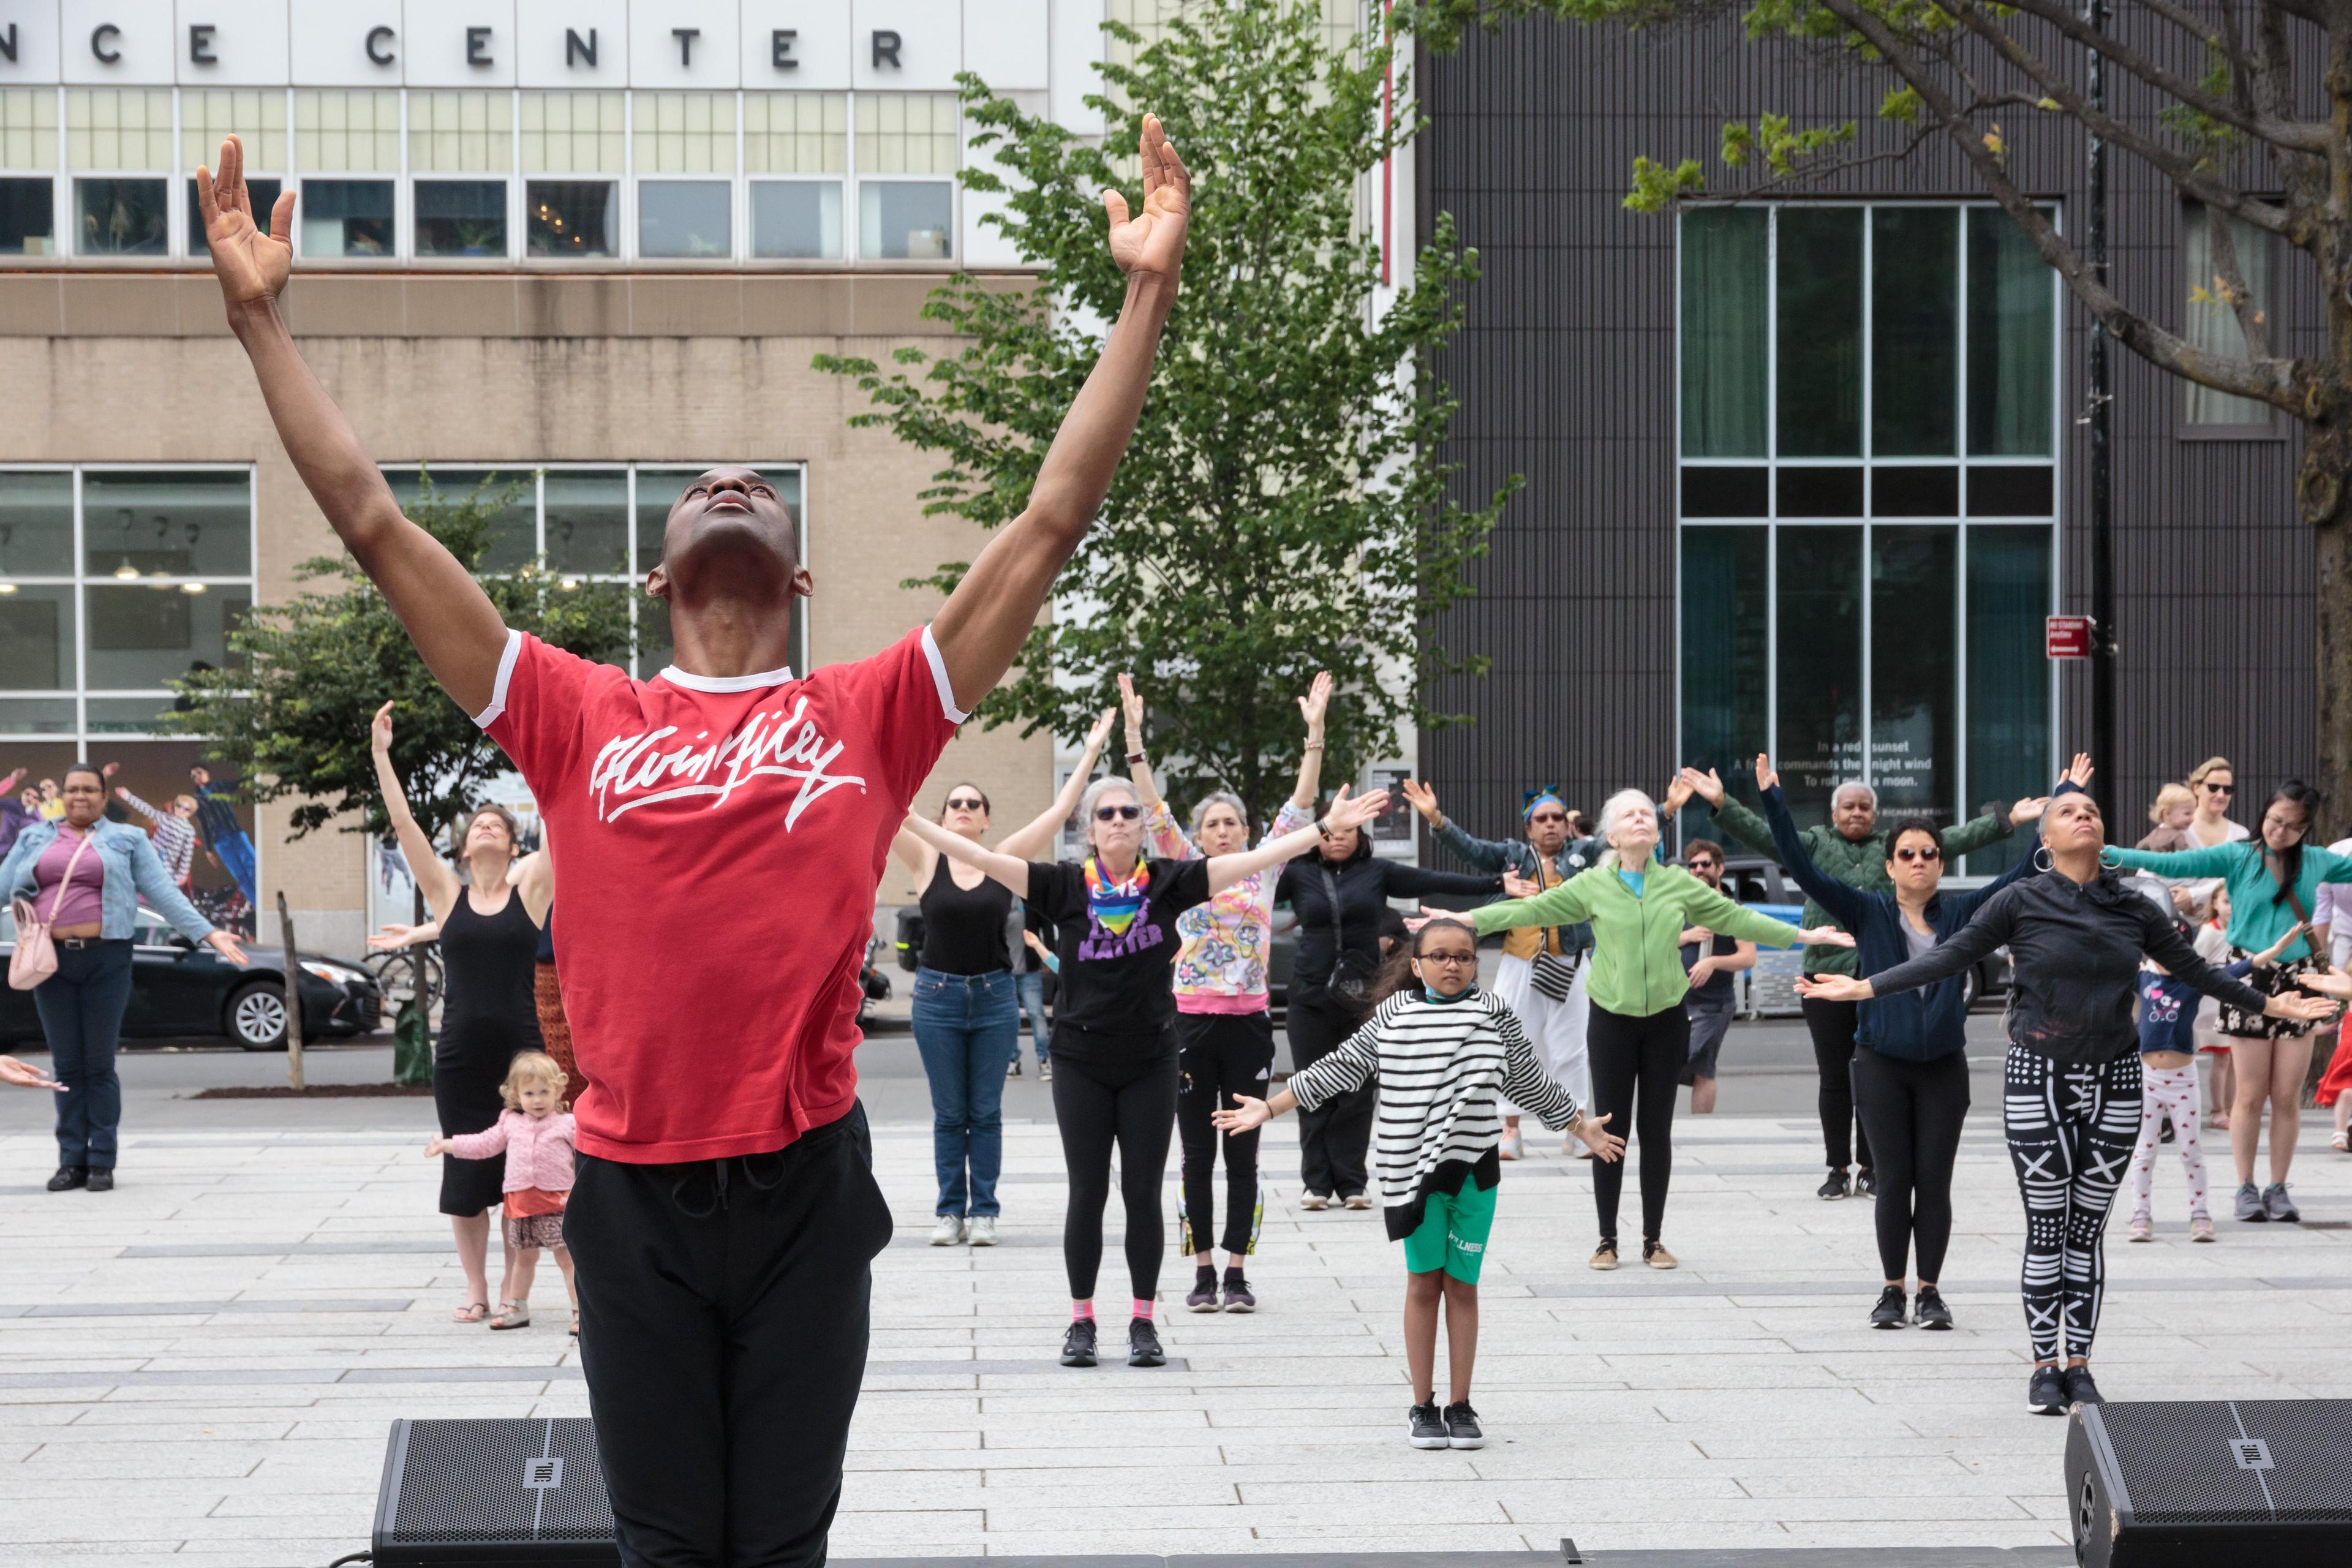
[
  {"x1": 0, "y1": 462, "x2": 260, "y2": 744},
  {"x1": 1672, "y1": 200, "x2": 2064, "y2": 862}
]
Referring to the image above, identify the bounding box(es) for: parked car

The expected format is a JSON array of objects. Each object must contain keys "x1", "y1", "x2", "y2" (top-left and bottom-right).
[
  {"x1": 1718, "y1": 853, "x2": 2011, "y2": 1017},
  {"x1": 1, "y1": 906, "x2": 384, "y2": 1051}
]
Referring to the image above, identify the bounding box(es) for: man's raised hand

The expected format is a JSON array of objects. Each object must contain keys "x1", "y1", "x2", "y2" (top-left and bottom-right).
[
  {"x1": 1106, "y1": 114, "x2": 1190, "y2": 287},
  {"x1": 197, "y1": 135, "x2": 295, "y2": 314}
]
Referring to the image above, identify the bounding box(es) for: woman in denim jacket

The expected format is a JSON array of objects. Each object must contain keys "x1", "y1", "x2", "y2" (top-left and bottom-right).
[{"x1": 1, "y1": 763, "x2": 245, "y2": 1191}]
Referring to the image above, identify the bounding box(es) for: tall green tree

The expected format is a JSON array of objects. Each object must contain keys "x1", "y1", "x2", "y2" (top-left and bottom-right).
[
  {"x1": 164, "y1": 476, "x2": 635, "y2": 848},
  {"x1": 1413, "y1": 0, "x2": 2352, "y2": 821},
  {"x1": 816, "y1": 0, "x2": 1514, "y2": 827}
]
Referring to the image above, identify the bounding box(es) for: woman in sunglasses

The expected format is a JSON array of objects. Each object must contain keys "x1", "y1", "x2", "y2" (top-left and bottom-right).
[
  {"x1": 1799, "y1": 781, "x2": 2336, "y2": 1415},
  {"x1": 902, "y1": 778, "x2": 1389, "y2": 1370},
  {"x1": 2109, "y1": 778, "x2": 2352, "y2": 1223},
  {"x1": 1761, "y1": 752, "x2": 2068, "y2": 1330},
  {"x1": 888, "y1": 707, "x2": 1118, "y2": 1249}
]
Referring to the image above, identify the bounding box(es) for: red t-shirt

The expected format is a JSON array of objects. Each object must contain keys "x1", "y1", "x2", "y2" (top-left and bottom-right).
[{"x1": 480, "y1": 623, "x2": 963, "y2": 1163}]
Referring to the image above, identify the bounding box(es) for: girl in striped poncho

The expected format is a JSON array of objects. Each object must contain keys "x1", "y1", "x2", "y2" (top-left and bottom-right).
[{"x1": 1216, "y1": 918, "x2": 1624, "y2": 1450}]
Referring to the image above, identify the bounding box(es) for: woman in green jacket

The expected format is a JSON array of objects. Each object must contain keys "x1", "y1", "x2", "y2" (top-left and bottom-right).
[
  {"x1": 2107, "y1": 779, "x2": 2352, "y2": 1222},
  {"x1": 1423, "y1": 788, "x2": 1850, "y2": 1271}
]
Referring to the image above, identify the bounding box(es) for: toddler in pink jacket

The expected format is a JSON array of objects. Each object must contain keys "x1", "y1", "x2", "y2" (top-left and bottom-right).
[{"x1": 428, "y1": 1052, "x2": 577, "y2": 1333}]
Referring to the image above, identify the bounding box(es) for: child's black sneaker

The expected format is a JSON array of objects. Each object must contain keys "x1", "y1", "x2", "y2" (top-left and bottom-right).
[
  {"x1": 2027, "y1": 1365, "x2": 2067, "y2": 1415},
  {"x1": 1127, "y1": 1317, "x2": 1165, "y2": 1368},
  {"x1": 1869, "y1": 1285, "x2": 1907, "y2": 1329},
  {"x1": 1913, "y1": 1286, "x2": 1953, "y2": 1330},
  {"x1": 1059, "y1": 1319, "x2": 1098, "y2": 1368},
  {"x1": 1442, "y1": 1401, "x2": 1485, "y2": 1449},
  {"x1": 1407, "y1": 1401, "x2": 1447, "y2": 1449}
]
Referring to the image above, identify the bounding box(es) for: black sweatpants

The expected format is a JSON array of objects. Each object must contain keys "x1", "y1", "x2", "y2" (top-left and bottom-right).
[
  {"x1": 564, "y1": 1104, "x2": 895, "y2": 1568},
  {"x1": 1587, "y1": 1002, "x2": 1689, "y2": 1245},
  {"x1": 1175, "y1": 1011, "x2": 1276, "y2": 1257},
  {"x1": 1050, "y1": 1043, "x2": 1180, "y2": 1302},
  {"x1": 1288, "y1": 990, "x2": 1374, "y2": 1199},
  {"x1": 1850, "y1": 1047, "x2": 1970, "y2": 1283},
  {"x1": 1801, "y1": 995, "x2": 1874, "y2": 1172}
]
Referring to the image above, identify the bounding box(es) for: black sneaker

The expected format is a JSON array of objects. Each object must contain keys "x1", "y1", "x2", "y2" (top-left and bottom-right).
[
  {"x1": 1185, "y1": 1268, "x2": 1221, "y2": 1313},
  {"x1": 1442, "y1": 1401, "x2": 1485, "y2": 1449},
  {"x1": 1853, "y1": 1169, "x2": 1878, "y2": 1199},
  {"x1": 1408, "y1": 1400, "x2": 1448, "y2": 1449},
  {"x1": 1222, "y1": 1274, "x2": 1256, "y2": 1313},
  {"x1": 1817, "y1": 1170, "x2": 1850, "y2": 1200},
  {"x1": 2028, "y1": 1365, "x2": 2068, "y2": 1415},
  {"x1": 85, "y1": 1169, "x2": 113, "y2": 1193},
  {"x1": 1059, "y1": 1319, "x2": 1098, "y2": 1368},
  {"x1": 2158, "y1": 1112, "x2": 2176, "y2": 1145},
  {"x1": 1913, "y1": 1287, "x2": 1953, "y2": 1330},
  {"x1": 2062, "y1": 1366, "x2": 2104, "y2": 1409},
  {"x1": 1128, "y1": 1317, "x2": 1165, "y2": 1368},
  {"x1": 46, "y1": 1165, "x2": 86, "y2": 1193},
  {"x1": 1869, "y1": 1285, "x2": 1907, "y2": 1329}
]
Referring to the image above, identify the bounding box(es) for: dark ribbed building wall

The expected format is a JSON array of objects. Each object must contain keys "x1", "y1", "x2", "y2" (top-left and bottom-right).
[{"x1": 1416, "y1": 14, "x2": 2320, "y2": 842}]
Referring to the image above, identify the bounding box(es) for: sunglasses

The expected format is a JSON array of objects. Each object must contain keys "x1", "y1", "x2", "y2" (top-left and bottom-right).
[
  {"x1": 1093, "y1": 804, "x2": 1141, "y2": 822},
  {"x1": 1894, "y1": 846, "x2": 1942, "y2": 864},
  {"x1": 1686, "y1": 858, "x2": 1717, "y2": 870},
  {"x1": 2203, "y1": 782, "x2": 2234, "y2": 794},
  {"x1": 944, "y1": 796, "x2": 987, "y2": 811}
]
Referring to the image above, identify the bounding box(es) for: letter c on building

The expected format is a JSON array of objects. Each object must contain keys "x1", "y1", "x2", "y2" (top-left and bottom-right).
[
  {"x1": 91, "y1": 23, "x2": 121, "y2": 64},
  {"x1": 366, "y1": 25, "x2": 396, "y2": 67}
]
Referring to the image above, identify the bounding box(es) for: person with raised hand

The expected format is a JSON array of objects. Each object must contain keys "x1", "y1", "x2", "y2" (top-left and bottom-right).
[
  {"x1": 903, "y1": 782, "x2": 1388, "y2": 1370},
  {"x1": 1426, "y1": 788, "x2": 1850, "y2": 1272},
  {"x1": 1681, "y1": 761, "x2": 2041, "y2": 1201},
  {"x1": 1798, "y1": 779, "x2": 2337, "y2": 1416},
  {"x1": 200, "y1": 109, "x2": 1190, "y2": 1565}
]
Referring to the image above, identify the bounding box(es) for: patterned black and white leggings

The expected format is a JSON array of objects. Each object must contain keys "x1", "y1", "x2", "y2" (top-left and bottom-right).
[{"x1": 2003, "y1": 1045, "x2": 2143, "y2": 1363}]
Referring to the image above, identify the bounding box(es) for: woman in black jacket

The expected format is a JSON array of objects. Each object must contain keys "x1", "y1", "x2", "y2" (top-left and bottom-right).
[
  {"x1": 1800, "y1": 783, "x2": 2335, "y2": 1415},
  {"x1": 1275, "y1": 816, "x2": 1523, "y2": 1207}
]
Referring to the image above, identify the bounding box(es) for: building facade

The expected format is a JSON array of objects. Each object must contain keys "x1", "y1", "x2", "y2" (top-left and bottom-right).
[
  {"x1": 1416, "y1": 18, "x2": 2315, "y2": 870},
  {"x1": 0, "y1": 0, "x2": 1254, "y2": 951}
]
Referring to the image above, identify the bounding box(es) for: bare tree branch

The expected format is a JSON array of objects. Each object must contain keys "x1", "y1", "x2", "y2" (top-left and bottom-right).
[
  {"x1": 1995, "y1": 0, "x2": 2331, "y2": 151},
  {"x1": 2201, "y1": 197, "x2": 2275, "y2": 362},
  {"x1": 1814, "y1": 0, "x2": 2309, "y2": 412}
]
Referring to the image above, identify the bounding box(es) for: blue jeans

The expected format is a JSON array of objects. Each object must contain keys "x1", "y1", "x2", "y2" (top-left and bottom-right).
[
  {"x1": 1016, "y1": 970, "x2": 1050, "y2": 1065},
  {"x1": 35, "y1": 939, "x2": 135, "y2": 1170},
  {"x1": 911, "y1": 967, "x2": 1019, "y2": 1218}
]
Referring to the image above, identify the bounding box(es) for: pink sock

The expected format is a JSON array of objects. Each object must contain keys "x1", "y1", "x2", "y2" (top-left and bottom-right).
[
  {"x1": 1132, "y1": 1297, "x2": 1154, "y2": 1322},
  {"x1": 1070, "y1": 1300, "x2": 1094, "y2": 1322}
]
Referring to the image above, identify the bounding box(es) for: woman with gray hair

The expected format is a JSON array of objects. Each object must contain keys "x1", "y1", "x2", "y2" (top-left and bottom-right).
[
  {"x1": 903, "y1": 775, "x2": 1387, "y2": 1370},
  {"x1": 1436, "y1": 787, "x2": 1850, "y2": 1270},
  {"x1": 1117, "y1": 670, "x2": 1332, "y2": 1313}
]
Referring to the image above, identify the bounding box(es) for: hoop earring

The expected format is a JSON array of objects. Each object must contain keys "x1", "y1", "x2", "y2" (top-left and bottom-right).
[{"x1": 2032, "y1": 845, "x2": 2054, "y2": 873}]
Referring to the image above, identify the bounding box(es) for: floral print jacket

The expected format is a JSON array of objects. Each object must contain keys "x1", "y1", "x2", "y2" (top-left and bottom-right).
[{"x1": 1145, "y1": 798, "x2": 1314, "y2": 1010}]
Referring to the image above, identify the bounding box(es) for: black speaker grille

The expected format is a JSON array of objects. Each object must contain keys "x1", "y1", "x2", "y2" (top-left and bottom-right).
[
  {"x1": 386, "y1": 1418, "x2": 614, "y2": 1545},
  {"x1": 2099, "y1": 1401, "x2": 2352, "y2": 1526}
]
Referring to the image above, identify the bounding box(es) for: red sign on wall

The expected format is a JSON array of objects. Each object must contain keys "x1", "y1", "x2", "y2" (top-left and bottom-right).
[{"x1": 2046, "y1": 616, "x2": 2095, "y2": 658}]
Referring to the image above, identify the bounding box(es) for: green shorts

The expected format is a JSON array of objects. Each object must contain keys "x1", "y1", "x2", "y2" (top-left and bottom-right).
[{"x1": 1400, "y1": 1180, "x2": 1498, "y2": 1284}]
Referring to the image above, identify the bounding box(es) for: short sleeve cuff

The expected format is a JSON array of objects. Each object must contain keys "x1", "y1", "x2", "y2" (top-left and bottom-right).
[
  {"x1": 472, "y1": 628, "x2": 524, "y2": 729},
  {"x1": 920, "y1": 624, "x2": 971, "y2": 725}
]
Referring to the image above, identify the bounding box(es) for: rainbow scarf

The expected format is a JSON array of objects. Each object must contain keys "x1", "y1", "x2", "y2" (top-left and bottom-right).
[{"x1": 1083, "y1": 857, "x2": 1151, "y2": 938}]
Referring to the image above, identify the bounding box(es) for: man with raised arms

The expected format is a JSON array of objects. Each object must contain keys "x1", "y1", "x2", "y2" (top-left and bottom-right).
[{"x1": 197, "y1": 121, "x2": 1189, "y2": 1568}]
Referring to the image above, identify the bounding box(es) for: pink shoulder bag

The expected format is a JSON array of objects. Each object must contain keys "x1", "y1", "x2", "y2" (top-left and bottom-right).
[{"x1": 9, "y1": 829, "x2": 97, "y2": 992}]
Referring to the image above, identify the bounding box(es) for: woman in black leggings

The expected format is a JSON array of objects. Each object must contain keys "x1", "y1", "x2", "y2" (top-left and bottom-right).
[
  {"x1": 903, "y1": 779, "x2": 1387, "y2": 1368},
  {"x1": 1800, "y1": 783, "x2": 2333, "y2": 1414},
  {"x1": 1761, "y1": 752, "x2": 2067, "y2": 1330}
]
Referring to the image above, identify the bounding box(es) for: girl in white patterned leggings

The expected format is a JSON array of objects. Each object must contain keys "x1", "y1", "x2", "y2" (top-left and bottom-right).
[{"x1": 2128, "y1": 926, "x2": 2298, "y2": 1242}]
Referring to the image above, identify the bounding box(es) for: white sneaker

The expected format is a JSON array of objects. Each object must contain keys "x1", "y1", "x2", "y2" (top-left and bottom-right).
[
  {"x1": 967, "y1": 1216, "x2": 998, "y2": 1247},
  {"x1": 929, "y1": 1215, "x2": 966, "y2": 1246},
  {"x1": 1300, "y1": 1191, "x2": 1330, "y2": 1211}
]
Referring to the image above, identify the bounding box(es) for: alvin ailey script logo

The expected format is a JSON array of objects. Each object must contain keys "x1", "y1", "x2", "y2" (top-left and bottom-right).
[{"x1": 587, "y1": 695, "x2": 867, "y2": 827}]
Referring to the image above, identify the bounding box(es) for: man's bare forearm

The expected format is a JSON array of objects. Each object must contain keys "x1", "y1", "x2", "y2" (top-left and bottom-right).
[
  {"x1": 930, "y1": 274, "x2": 1177, "y2": 707},
  {"x1": 231, "y1": 301, "x2": 508, "y2": 712}
]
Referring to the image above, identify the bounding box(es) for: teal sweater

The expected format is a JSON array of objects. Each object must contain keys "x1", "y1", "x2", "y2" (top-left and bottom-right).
[{"x1": 2107, "y1": 841, "x2": 2352, "y2": 963}]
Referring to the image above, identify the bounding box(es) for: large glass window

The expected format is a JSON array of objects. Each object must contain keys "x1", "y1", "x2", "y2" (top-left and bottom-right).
[
  {"x1": 2181, "y1": 204, "x2": 2275, "y2": 431},
  {"x1": 747, "y1": 93, "x2": 847, "y2": 261},
  {"x1": 1, "y1": 89, "x2": 58, "y2": 257},
  {"x1": 1677, "y1": 203, "x2": 2057, "y2": 835},
  {"x1": 856, "y1": 94, "x2": 956, "y2": 262},
  {"x1": 639, "y1": 182, "x2": 731, "y2": 260},
  {"x1": 0, "y1": 467, "x2": 258, "y2": 745},
  {"x1": 416, "y1": 181, "x2": 508, "y2": 259},
  {"x1": 752, "y1": 183, "x2": 842, "y2": 260},
  {"x1": 527, "y1": 182, "x2": 619, "y2": 258},
  {"x1": 300, "y1": 179, "x2": 394, "y2": 258},
  {"x1": 860, "y1": 181, "x2": 952, "y2": 262},
  {"x1": 0, "y1": 178, "x2": 54, "y2": 256}
]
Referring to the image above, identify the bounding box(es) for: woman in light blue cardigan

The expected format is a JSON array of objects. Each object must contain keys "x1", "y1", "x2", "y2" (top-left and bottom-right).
[{"x1": 1, "y1": 763, "x2": 245, "y2": 1190}]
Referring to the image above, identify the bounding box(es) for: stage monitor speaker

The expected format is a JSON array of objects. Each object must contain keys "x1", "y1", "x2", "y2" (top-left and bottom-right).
[
  {"x1": 373, "y1": 1417, "x2": 622, "y2": 1567},
  {"x1": 2067, "y1": 1399, "x2": 2352, "y2": 1567}
]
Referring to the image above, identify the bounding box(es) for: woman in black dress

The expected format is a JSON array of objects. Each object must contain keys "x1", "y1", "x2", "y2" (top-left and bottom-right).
[{"x1": 369, "y1": 701, "x2": 552, "y2": 1324}]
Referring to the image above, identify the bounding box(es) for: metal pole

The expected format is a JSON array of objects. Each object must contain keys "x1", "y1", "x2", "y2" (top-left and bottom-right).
[
  {"x1": 275, "y1": 891, "x2": 306, "y2": 1091},
  {"x1": 2087, "y1": 0, "x2": 2118, "y2": 823}
]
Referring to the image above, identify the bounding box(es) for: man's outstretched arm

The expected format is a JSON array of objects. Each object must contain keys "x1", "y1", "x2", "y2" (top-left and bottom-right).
[
  {"x1": 928, "y1": 115, "x2": 1191, "y2": 714},
  {"x1": 200, "y1": 136, "x2": 508, "y2": 717}
]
